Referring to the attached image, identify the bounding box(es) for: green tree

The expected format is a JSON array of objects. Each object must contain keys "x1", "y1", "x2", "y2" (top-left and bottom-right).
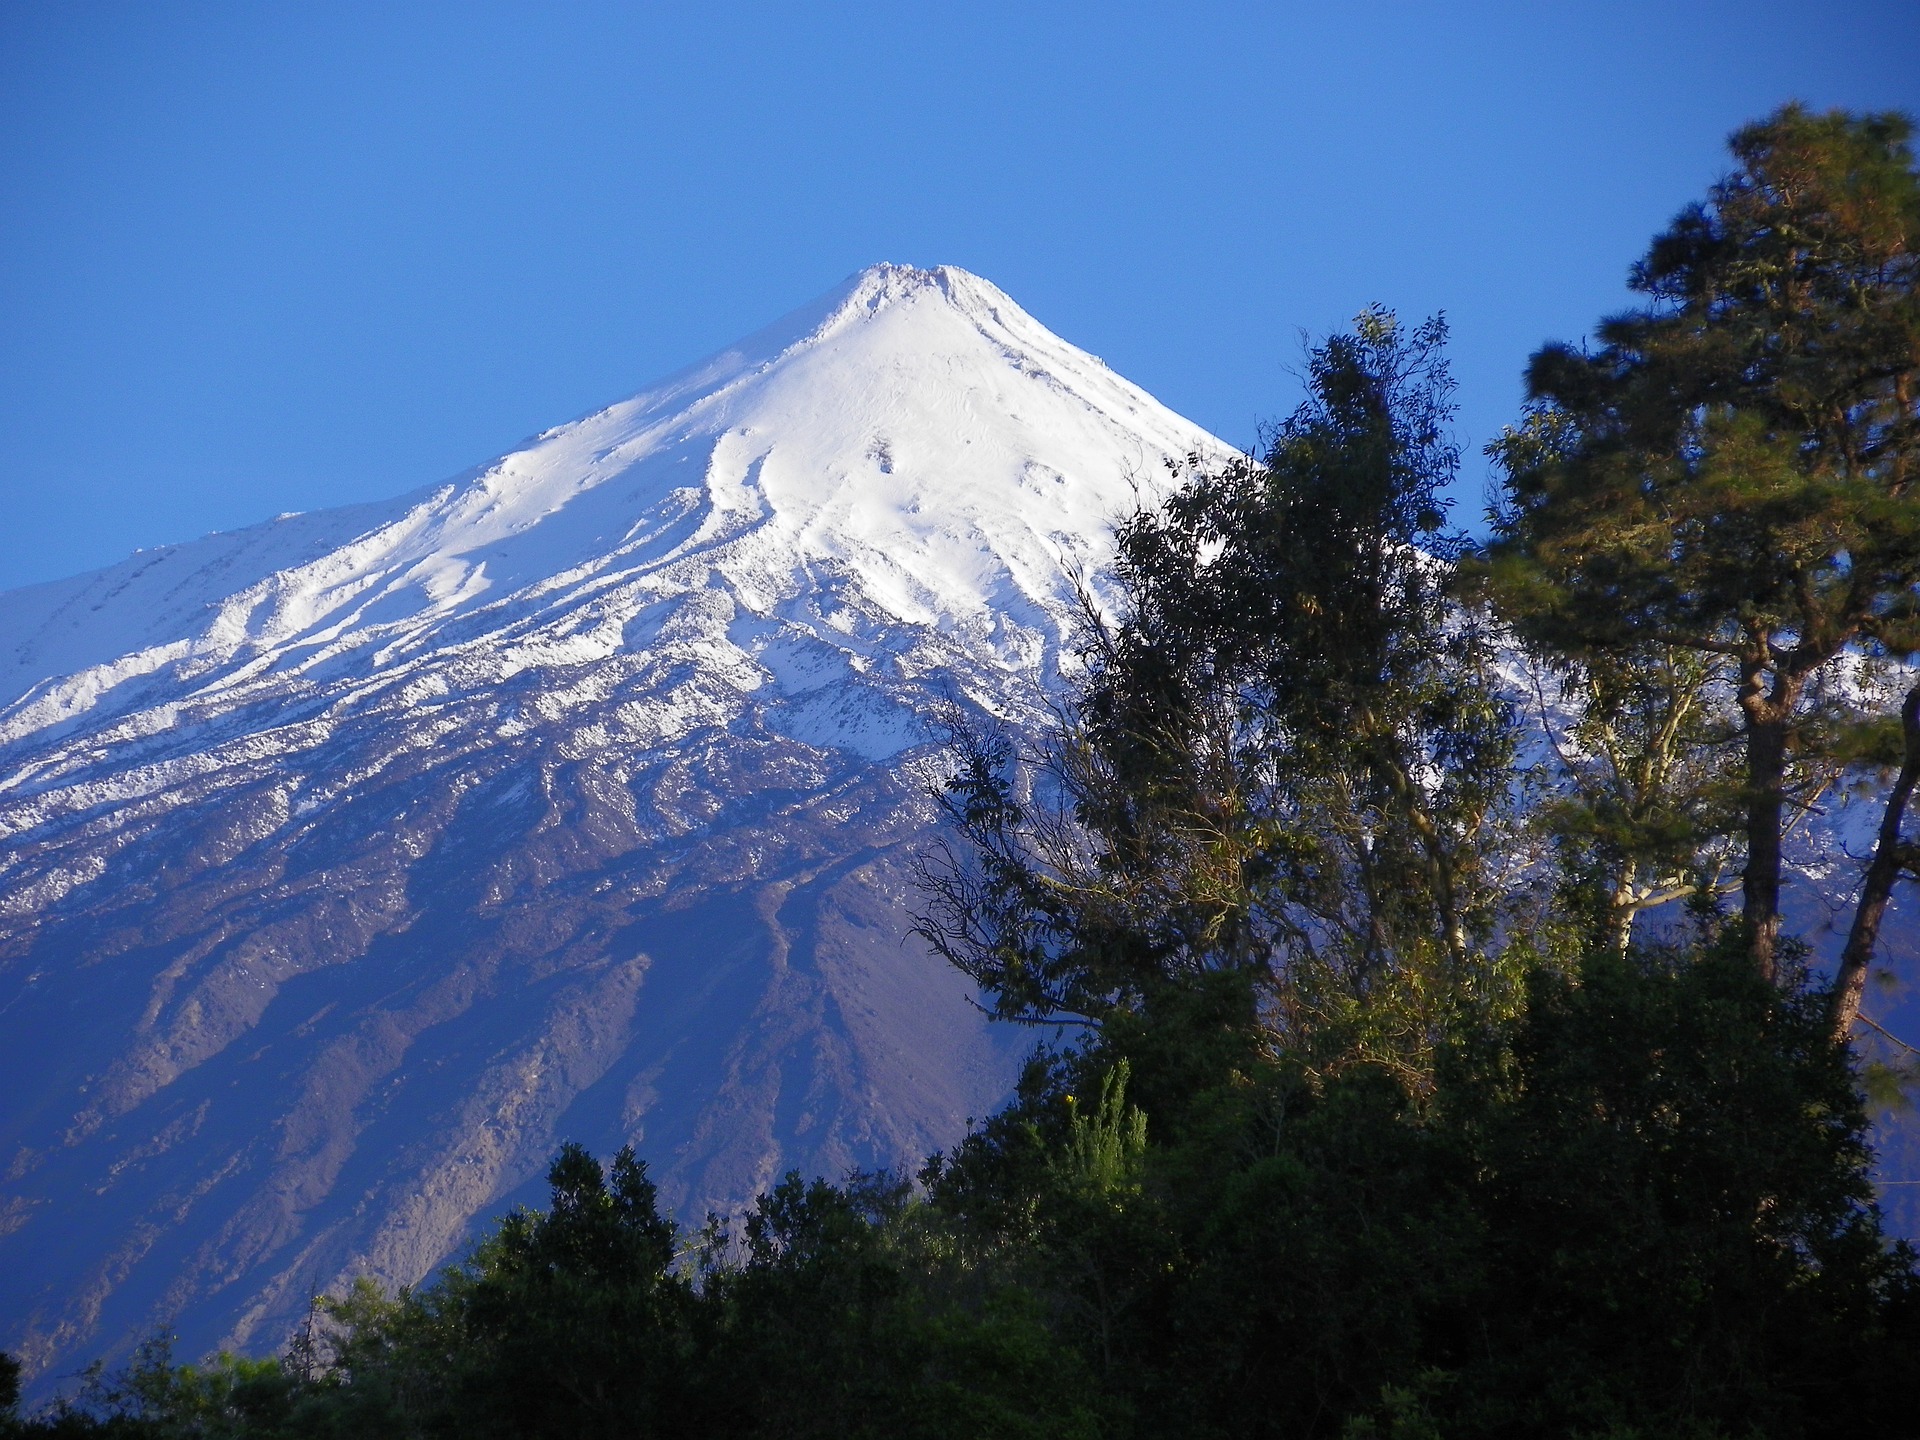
[
  {"x1": 1436, "y1": 944, "x2": 1920, "y2": 1439},
  {"x1": 1487, "y1": 103, "x2": 1920, "y2": 1000},
  {"x1": 1524, "y1": 642, "x2": 1741, "y2": 955},
  {"x1": 439, "y1": 1142, "x2": 702, "y2": 1438},
  {"x1": 714, "y1": 1168, "x2": 1104, "y2": 1439},
  {"x1": 262, "y1": 1142, "x2": 711, "y2": 1439},
  {"x1": 920, "y1": 308, "x2": 1521, "y2": 1088}
]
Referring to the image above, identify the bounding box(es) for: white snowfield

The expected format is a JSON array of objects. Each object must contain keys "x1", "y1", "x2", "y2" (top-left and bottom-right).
[
  {"x1": 0, "y1": 265, "x2": 1228, "y2": 1384},
  {"x1": 0, "y1": 263, "x2": 1214, "y2": 781}
]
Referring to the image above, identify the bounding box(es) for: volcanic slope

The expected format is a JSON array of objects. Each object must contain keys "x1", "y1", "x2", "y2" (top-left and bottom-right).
[{"x1": 0, "y1": 264, "x2": 1229, "y2": 1383}]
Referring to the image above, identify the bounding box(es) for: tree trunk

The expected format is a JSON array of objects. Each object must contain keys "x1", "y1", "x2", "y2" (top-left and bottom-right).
[
  {"x1": 1740, "y1": 701, "x2": 1792, "y2": 983},
  {"x1": 1606, "y1": 885, "x2": 1638, "y2": 957},
  {"x1": 1829, "y1": 680, "x2": 1920, "y2": 1041}
]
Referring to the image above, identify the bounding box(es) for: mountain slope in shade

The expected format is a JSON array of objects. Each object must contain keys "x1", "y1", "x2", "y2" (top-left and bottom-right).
[{"x1": 0, "y1": 265, "x2": 1230, "y2": 1384}]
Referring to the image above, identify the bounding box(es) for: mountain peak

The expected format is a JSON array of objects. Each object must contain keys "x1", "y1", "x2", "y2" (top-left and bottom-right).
[
  {"x1": 787, "y1": 263, "x2": 1022, "y2": 335},
  {"x1": 0, "y1": 268, "x2": 1221, "y2": 736},
  {"x1": 0, "y1": 273, "x2": 1227, "y2": 1387}
]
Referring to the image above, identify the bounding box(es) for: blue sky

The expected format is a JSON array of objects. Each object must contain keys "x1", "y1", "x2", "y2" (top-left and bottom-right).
[{"x1": 1, "y1": 1, "x2": 1915, "y2": 591}]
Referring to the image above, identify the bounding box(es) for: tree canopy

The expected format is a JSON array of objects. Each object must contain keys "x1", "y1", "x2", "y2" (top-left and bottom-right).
[{"x1": 1486, "y1": 103, "x2": 1920, "y2": 998}]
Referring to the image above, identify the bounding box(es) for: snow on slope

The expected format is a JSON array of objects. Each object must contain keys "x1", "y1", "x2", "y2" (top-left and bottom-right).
[
  {"x1": 0, "y1": 265, "x2": 1229, "y2": 1384},
  {"x1": 1, "y1": 264, "x2": 1196, "y2": 752}
]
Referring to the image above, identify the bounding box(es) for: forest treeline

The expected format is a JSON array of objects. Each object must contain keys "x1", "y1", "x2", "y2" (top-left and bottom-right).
[{"x1": 6, "y1": 102, "x2": 1920, "y2": 1439}]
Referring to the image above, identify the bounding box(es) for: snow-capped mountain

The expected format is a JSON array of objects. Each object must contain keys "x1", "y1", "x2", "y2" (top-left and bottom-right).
[{"x1": 0, "y1": 265, "x2": 1228, "y2": 1383}]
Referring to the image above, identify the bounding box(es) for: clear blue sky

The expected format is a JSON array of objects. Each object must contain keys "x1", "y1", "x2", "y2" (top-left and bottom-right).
[{"x1": 2, "y1": 1, "x2": 1915, "y2": 591}]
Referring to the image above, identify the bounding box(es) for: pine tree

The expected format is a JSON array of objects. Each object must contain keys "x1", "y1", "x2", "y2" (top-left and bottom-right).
[{"x1": 1488, "y1": 103, "x2": 1920, "y2": 997}]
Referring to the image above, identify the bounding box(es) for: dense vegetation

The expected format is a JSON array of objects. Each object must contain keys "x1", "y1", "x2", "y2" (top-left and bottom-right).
[{"x1": 7, "y1": 103, "x2": 1918, "y2": 1439}]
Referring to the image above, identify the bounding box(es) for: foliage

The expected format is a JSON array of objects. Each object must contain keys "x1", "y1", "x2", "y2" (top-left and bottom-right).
[
  {"x1": 1485, "y1": 102, "x2": 1920, "y2": 980},
  {"x1": 918, "y1": 306, "x2": 1524, "y2": 1090},
  {"x1": 1522, "y1": 642, "x2": 1743, "y2": 953},
  {"x1": 1436, "y1": 943, "x2": 1918, "y2": 1438}
]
